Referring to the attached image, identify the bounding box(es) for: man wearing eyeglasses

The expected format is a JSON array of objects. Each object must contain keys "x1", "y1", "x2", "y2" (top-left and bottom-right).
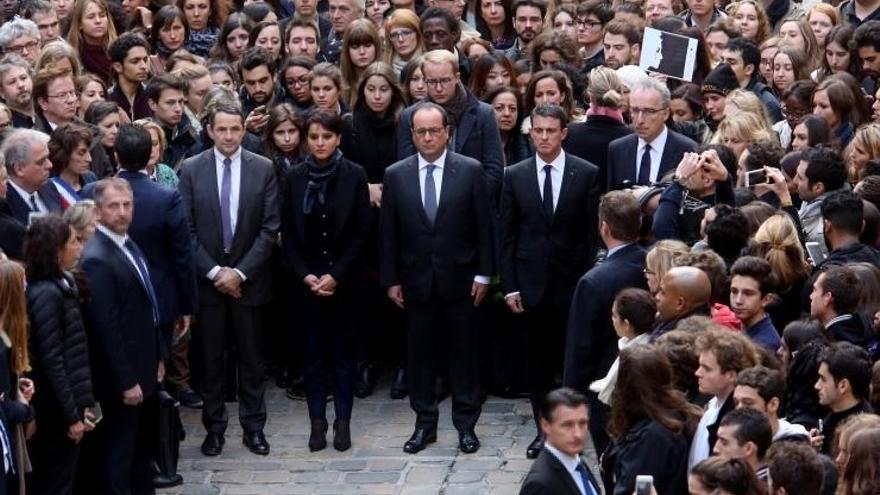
[
  {"x1": 397, "y1": 49, "x2": 503, "y2": 202},
  {"x1": 380, "y1": 102, "x2": 494, "y2": 456},
  {"x1": 606, "y1": 78, "x2": 698, "y2": 190},
  {"x1": 576, "y1": 0, "x2": 613, "y2": 74},
  {"x1": 33, "y1": 66, "x2": 78, "y2": 134},
  {"x1": 0, "y1": 18, "x2": 40, "y2": 66}
]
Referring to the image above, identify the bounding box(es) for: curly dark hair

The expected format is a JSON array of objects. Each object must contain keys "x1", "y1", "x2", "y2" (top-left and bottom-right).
[
  {"x1": 23, "y1": 215, "x2": 72, "y2": 282},
  {"x1": 780, "y1": 339, "x2": 827, "y2": 427},
  {"x1": 48, "y1": 122, "x2": 94, "y2": 175}
]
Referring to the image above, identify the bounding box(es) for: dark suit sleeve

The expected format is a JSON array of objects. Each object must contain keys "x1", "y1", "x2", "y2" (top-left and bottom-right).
[
  {"x1": 397, "y1": 110, "x2": 416, "y2": 161},
  {"x1": 652, "y1": 181, "x2": 686, "y2": 241},
  {"x1": 328, "y1": 166, "x2": 372, "y2": 282},
  {"x1": 479, "y1": 106, "x2": 505, "y2": 203},
  {"x1": 81, "y1": 256, "x2": 138, "y2": 395},
  {"x1": 178, "y1": 160, "x2": 219, "y2": 277},
  {"x1": 562, "y1": 274, "x2": 604, "y2": 388},
  {"x1": 472, "y1": 161, "x2": 496, "y2": 277},
  {"x1": 280, "y1": 175, "x2": 312, "y2": 281},
  {"x1": 584, "y1": 164, "x2": 601, "y2": 265},
  {"x1": 499, "y1": 167, "x2": 520, "y2": 295},
  {"x1": 378, "y1": 169, "x2": 400, "y2": 288},
  {"x1": 606, "y1": 141, "x2": 621, "y2": 191},
  {"x1": 234, "y1": 164, "x2": 281, "y2": 279},
  {"x1": 166, "y1": 190, "x2": 197, "y2": 316}
]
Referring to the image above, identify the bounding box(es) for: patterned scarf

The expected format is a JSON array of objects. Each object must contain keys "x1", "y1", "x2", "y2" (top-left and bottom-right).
[
  {"x1": 303, "y1": 150, "x2": 341, "y2": 215},
  {"x1": 185, "y1": 27, "x2": 218, "y2": 58}
]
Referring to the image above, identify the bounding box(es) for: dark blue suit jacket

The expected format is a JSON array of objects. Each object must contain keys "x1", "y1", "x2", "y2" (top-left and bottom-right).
[
  {"x1": 520, "y1": 449, "x2": 601, "y2": 495},
  {"x1": 84, "y1": 171, "x2": 197, "y2": 325},
  {"x1": 5, "y1": 181, "x2": 62, "y2": 224},
  {"x1": 563, "y1": 243, "x2": 648, "y2": 391},
  {"x1": 606, "y1": 129, "x2": 698, "y2": 191}
]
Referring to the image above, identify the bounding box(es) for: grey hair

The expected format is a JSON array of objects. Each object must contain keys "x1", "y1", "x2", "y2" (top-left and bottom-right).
[
  {"x1": 1, "y1": 129, "x2": 49, "y2": 174},
  {"x1": 0, "y1": 17, "x2": 40, "y2": 50},
  {"x1": 628, "y1": 77, "x2": 671, "y2": 107},
  {"x1": 93, "y1": 178, "x2": 132, "y2": 206},
  {"x1": 0, "y1": 53, "x2": 34, "y2": 80}
]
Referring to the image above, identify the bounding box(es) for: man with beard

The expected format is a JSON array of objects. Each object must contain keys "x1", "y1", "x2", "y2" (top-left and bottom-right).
[
  {"x1": 854, "y1": 21, "x2": 880, "y2": 94},
  {"x1": 0, "y1": 54, "x2": 35, "y2": 128},
  {"x1": 239, "y1": 47, "x2": 283, "y2": 134},
  {"x1": 108, "y1": 33, "x2": 152, "y2": 121},
  {"x1": 602, "y1": 19, "x2": 642, "y2": 70},
  {"x1": 502, "y1": 0, "x2": 545, "y2": 62}
]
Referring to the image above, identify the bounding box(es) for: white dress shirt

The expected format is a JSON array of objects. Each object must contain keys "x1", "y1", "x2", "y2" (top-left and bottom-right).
[
  {"x1": 688, "y1": 395, "x2": 724, "y2": 470},
  {"x1": 8, "y1": 179, "x2": 47, "y2": 213},
  {"x1": 543, "y1": 442, "x2": 591, "y2": 495},
  {"x1": 636, "y1": 126, "x2": 669, "y2": 183},
  {"x1": 207, "y1": 147, "x2": 247, "y2": 282},
  {"x1": 96, "y1": 224, "x2": 148, "y2": 287},
  {"x1": 536, "y1": 150, "x2": 565, "y2": 211},
  {"x1": 417, "y1": 150, "x2": 489, "y2": 285}
]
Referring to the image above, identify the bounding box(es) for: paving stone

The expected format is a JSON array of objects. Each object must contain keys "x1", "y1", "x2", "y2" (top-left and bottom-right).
[{"x1": 343, "y1": 471, "x2": 402, "y2": 484}]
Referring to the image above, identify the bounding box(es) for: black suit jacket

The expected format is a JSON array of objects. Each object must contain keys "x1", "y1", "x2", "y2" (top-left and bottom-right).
[
  {"x1": 281, "y1": 158, "x2": 371, "y2": 282},
  {"x1": 563, "y1": 115, "x2": 633, "y2": 193},
  {"x1": 178, "y1": 148, "x2": 280, "y2": 307},
  {"x1": 80, "y1": 230, "x2": 164, "y2": 400},
  {"x1": 606, "y1": 129, "x2": 698, "y2": 191},
  {"x1": 5, "y1": 181, "x2": 62, "y2": 224},
  {"x1": 520, "y1": 449, "x2": 601, "y2": 495},
  {"x1": 500, "y1": 153, "x2": 601, "y2": 308},
  {"x1": 563, "y1": 244, "x2": 648, "y2": 391},
  {"x1": 379, "y1": 151, "x2": 494, "y2": 302}
]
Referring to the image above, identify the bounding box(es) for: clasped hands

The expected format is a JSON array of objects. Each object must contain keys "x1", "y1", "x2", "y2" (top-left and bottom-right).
[
  {"x1": 214, "y1": 267, "x2": 243, "y2": 298},
  {"x1": 304, "y1": 274, "x2": 337, "y2": 297}
]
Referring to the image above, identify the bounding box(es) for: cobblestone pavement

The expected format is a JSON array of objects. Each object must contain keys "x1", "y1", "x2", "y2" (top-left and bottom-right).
[{"x1": 160, "y1": 382, "x2": 600, "y2": 495}]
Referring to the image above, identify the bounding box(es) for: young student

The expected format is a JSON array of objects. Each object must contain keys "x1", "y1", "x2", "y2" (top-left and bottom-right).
[
  {"x1": 811, "y1": 341, "x2": 873, "y2": 454},
  {"x1": 729, "y1": 256, "x2": 781, "y2": 352}
]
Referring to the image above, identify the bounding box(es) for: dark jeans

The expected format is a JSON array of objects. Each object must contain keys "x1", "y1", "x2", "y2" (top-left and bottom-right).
[{"x1": 302, "y1": 289, "x2": 356, "y2": 421}]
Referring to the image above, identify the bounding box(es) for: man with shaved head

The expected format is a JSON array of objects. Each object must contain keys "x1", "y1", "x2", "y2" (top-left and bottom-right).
[{"x1": 650, "y1": 266, "x2": 712, "y2": 341}]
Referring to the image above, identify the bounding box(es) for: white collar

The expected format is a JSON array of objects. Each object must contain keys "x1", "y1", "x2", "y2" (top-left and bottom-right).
[
  {"x1": 825, "y1": 314, "x2": 852, "y2": 328},
  {"x1": 96, "y1": 223, "x2": 129, "y2": 247},
  {"x1": 7, "y1": 179, "x2": 36, "y2": 200},
  {"x1": 418, "y1": 150, "x2": 447, "y2": 169},
  {"x1": 213, "y1": 147, "x2": 242, "y2": 164},
  {"x1": 639, "y1": 125, "x2": 669, "y2": 151},
  {"x1": 536, "y1": 150, "x2": 565, "y2": 170},
  {"x1": 543, "y1": 442, "x2": 582, "y2": 474}
]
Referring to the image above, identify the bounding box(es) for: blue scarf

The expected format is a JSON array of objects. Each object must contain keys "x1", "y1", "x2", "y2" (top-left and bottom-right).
[{"x1": 302, "y1": 150, "x2": 341, "y2": 215}]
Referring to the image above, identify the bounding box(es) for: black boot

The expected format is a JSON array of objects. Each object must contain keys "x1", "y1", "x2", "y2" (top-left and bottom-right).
[
  {"x1": 354, "y1": 363, "x2": 375, "y2": 398},
  {"x1": 390, "y1": 366, "x2": 407, "y2": 399},
  {"x1": 309, "y1": 419, "x2": 328, "y2": 452},
  {"x1": 333, "y1": 419, "x2": 351, "y2": 451}
]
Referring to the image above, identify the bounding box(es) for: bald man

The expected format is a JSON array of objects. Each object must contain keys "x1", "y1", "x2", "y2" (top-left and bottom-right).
[{"x1": 650, "y1": 266, "x2": 712, "y2": 340}]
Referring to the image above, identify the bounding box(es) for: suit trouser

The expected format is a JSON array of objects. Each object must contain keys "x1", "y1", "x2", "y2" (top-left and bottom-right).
[
  {"x1": 159, "y1": 322, "x2": 192, "y2": 393},
  {"x1": 302, "y1": 290, "x2": 356, "y2": 421},
  {"x1": 27, "y1": 412, "x2": 79, "y2": 495},
  {"x1": 199, "y1": 300, "x2": 266, "y2": 435},
  {"x1": 405, "y1": 290, "x2": 482, "y2": 432},
  {"x1": 93, "y1": 395, "x2": 155, "y2": 495},
  {"x1": 523, "y1": 294, "x2": 570, "y2": 430}
]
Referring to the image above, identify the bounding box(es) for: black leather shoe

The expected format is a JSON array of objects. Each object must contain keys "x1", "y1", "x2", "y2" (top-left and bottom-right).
[
  {"x1": 243, "y1": 431, "x2": 270, "y2": 455},
  {"x1": 309, "y1": 419, "x2": 328, "y2": 452},
  {"x1": 354, "y1": 363, "x2": 375, "y2": 399},
  {"x1": 390, "y1": 367, "x2": 408, "y2": 400},
  {"x1": 526, "y1": 434, "x2": 544, "y2": 459},
  {"x1": 333, "y1": 419, "x2": 351, "y2": 451},
  {"x1": 153, "y1": 473, "x2": 183, "y2": 489},
  {"x1": 201, "y1": 432, "x2": 224, "y2": 456},
  {"x1": 178, "y1": 389, "x2": 204, "y2": 409},
  {"x1": 458, "y1": 429, "x2": 480, "y2": 454},
  {"x1": 286, "y1": 376, "x2": 306, "y2": 400},
  {"x1": 403, "y1": 428, "x2": 437, "y2": 454}
]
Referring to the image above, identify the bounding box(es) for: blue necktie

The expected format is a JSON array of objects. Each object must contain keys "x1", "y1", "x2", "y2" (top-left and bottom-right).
[
  {"x1": 124, "y1": 239, "x2": 160, "y2": 326},
  {"x1": 0, "y1": 418, "x2": 13, "y2": 474},
  {"x1": 638, "y1": 144, "x2": 652, "y2": 185},
  {"x1": 424, "y1": 164, "x2": 437, "y2": 225},
  {"x1": 575, "y1": 463, "x2": 597, "y2": 495},
  {"x1": 220, "y1": 158, "x2": 233, "y2": 252},
  {"x1": 29, "y1": 193, "x2": 39, "y2": 212}
]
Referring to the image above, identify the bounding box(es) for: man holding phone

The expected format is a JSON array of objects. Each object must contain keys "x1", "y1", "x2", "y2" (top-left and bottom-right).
[{"x1": 240, "y1": 47, "x2": 283, "y2": 134}]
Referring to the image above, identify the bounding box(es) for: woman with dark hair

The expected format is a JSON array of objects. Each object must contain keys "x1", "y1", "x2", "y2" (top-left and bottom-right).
[
  {"x1": 208, "y1": 12, "x2": 253, "y2": 66},
  {"x1": 400, "y1": 56, "x2": 427, "y2": 105},
  {"x1": 791, "y1": 114, "x2": 832, "y2": 152},
  {"x1": 340, "y1": 19, "x2": 382, "y2": 109},
  {"x1": 476, "y1": 0, "x2": 515, "y2": 49},
  {"x1": 149, "y1": 5, "x2": 189, "y2": 75},
  {"x1": 772, "y1": 79, "x2": 815, "y2": 150},
  {"x1": 263, "y1": 103, "x2": 304, "y2": 183},
  {"x1": 813, "y1": 77, "x2": 860, "y2": 150},
  {"x1": 483, "y1": 85, "x2": 531, "y2": 166},
  {"x1": 49, "y1": 122, "x2": 97, "y2": 208},
  {"x1": 24, "y1": 216, "x2": 95, "y2": 495},
  {"x1": 279, "y1": 57, "x2": 314, "y2": 112},
  {"x1": 780, "y1": 334, "x2": 827, "y2": 429},
  {"x1": 310, "y1": 62, "x2": 348, "y2": 116},
  {"x1": 240, "y1": 1, "x2": 275, "y2": 22},
  {"x1": 280, "y1": 109, "x2": 371, "y2": 453},
  {"x1": 83, "y1": 100, "x2": 121, "y2": 175},
  {"x1": 601, "y1": 344, "x2": 700, "y2": 495},
  {"x1": 771, "y1": 47, "x2": 811, "y2": 96},
  {"x1": 468, "y1": 54, "x2": 516, "y2": 99},
  {"x1": 529, "y1": 30, "x2": 582, "y2": 71},
  {"x1": 841, "y1": 427, "x2": 880, "y2": 495},
  {"x1": 689, "y1": 457, "x2": 765, "y2": 495},
  {"x1": 208, "y1": 61, "x2": 239, "y2": 92},
  {"x1": 521, "y1": 69, "x2": 576, "y2": 135},
  {"x1": 178, "y1": 0, "x2": 228, "y2": 58},
  {"x1": 249, "y1": 20, "x2": 283, "y2": 64},
  {"x1": 819, "y1": 25, "x2": 857, "y2": 80},
  {"x1": 75, "y1": 74, "x2": 107, "y2": 120}
]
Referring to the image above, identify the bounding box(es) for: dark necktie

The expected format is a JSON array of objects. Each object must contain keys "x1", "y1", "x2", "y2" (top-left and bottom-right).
[
  {"x1": 543, "y1": 164, "x2": 554, "y2": 218},
  {"x1": 575, "y1": 463, "x2": 597, "y2": 495},
  {"x1": 124, "y1": 239, "x2": 160, "y2": 326},
  {"x1": 29, "y1": 193, "x2": 39, "y2": 212},
  {"x1": 638, "y1": 144, "x2": 652, "y2": 185},
  {"x1": 424, "y1": 164, "x2": 437, "y2": 225},
  {"x1": 220, "y1": 157, "x2": 233, "y2": 252}
]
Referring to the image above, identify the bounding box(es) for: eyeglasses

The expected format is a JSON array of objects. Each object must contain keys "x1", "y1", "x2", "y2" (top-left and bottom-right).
[
  {"x1": 413, "y1": 127, "x2": 445, "y2": 137},
  {"x1": 389, "y1": 29, "x2": 415, "y2": 41},
  {"x1": 424, "y1": 77, "x2": 454, "y2": 87},
  {"x1": 781, "y1": 106, "x2": 804, "y2": 119},
  {"x1": 576, "y1": 19, "x2": 602, "y2": 28},
  {"x1": 287, "y1": 77, "x2": 310, "y2": 87},
  {"x1": 6, "y1": 40, "x2": 38, "y2": 55},
  {"x1": 47, "y1": 90, "x2": 78, "y2": 101},
  {"x1": 630, "y1": 107, "x2": 667, "y2": 117}
]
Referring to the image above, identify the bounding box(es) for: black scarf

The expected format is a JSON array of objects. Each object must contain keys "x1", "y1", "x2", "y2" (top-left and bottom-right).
[
  {"x1": 155, "y1": 39, "x2": 175, "y2": 59},
  {"x1": 351, "y1": 106, "x2": 397, "y2": 182},
  {"x1": 441, "y1": 84, "x2": 471, "y2": 128},
  {"x1": 302, "y1": 150, "x2": 341, "y2": 215}
]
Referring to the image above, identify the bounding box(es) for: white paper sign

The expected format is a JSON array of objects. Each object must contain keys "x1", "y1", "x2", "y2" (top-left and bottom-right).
[{"x1": 639, "y1": 27, "x2": 699, "y2": 82}]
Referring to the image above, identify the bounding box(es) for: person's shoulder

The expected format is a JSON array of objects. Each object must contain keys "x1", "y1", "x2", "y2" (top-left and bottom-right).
[
  {"x1": 386, "y1": 155, "x2": 417, "y2": 175},
  {"x1": 242, "y1": 149, "x2": 273, "y2": 168},
  {"x1": 448, "y1": 151, "x2": 482, "y2": 169},
  {"x1": 668, "y1": 129, "x2": 699, "y2": 149},
  {"x1": 609, "y1": 133, "x2": 637, "y2": 148},
  {"x1": 564, "y1": 153, "x2": 598, "y2": 172}
]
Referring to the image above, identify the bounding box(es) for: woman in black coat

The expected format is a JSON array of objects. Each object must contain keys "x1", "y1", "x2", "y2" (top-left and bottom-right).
[
  {"x1": 281, "y1": 109, "x2": 371, "y2": 453},
  {"x1": 23, "y1": 216, "x2": 95, "y2": 495}
]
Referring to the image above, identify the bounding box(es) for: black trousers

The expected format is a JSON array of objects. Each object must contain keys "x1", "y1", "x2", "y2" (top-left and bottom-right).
[
  {"x1": 405, "y1": 290, "x2": 482, "y2": 432},
  {"x1": 199, "y1": 300, "x2": 266, "y2": 435},
  {"x1": 27, "y1": 410, "x2": 80, "y2": 495},
  {"x1": 302, "y1": 290, "x2": 356, "y2": 421},
  {"x1": 93, "y1": 395, "x2": 155, "y2": 495},
  {"x1": 523, "y1": 293, "x2": 570, "y2": 431}
]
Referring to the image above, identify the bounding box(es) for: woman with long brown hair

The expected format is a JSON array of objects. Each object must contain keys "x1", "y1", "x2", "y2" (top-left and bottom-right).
[
  {"x1": 263, "y1": 102, "x2": 304, "y2": 183},
  {"x1": 66, "y1": 0, "x2": 118, "y2": 83},
  {"x1": 842, "y1": 427, "x2": 880, "y2": 495},
  {"x1": 340, "y1": 19, "x2": 382, "y2": 109},
  {"x1": 601, "y1": 344, "x2": 701, "y2": 495}
]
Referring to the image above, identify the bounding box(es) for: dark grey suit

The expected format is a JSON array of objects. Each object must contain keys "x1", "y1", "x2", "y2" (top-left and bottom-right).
[
  {"x1": 379, "y1": 151, "x2": 494, "y2": 432},
  {"x1": 605, "y1": 129, "x2": 698, "y2": 191},
  {"x1": 178, "y1": 147, "x2": 280, "y2": 435}
]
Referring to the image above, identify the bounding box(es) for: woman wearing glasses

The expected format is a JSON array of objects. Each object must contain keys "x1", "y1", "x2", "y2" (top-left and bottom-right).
[
  {"x1": 280, "y1": 57, "x2": 315, "y2": 113},
  {"x1": 383, "y1": 9, "x2": 423, "y2": 74}
]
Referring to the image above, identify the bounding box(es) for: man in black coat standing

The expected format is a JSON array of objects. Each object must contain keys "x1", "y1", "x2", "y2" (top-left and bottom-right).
[
  {"x1": 562, "y1": 190, "x2": 648, "y2": 457},
  {"x1": 500, "y1": 104, "x2": 601, "y2": 460},
  {"x1": 380, "y1": 102, "x2": 494, "y2": 455},
  {"x1": 80, "y1": 178, "x2": 165, "y2": 494}
]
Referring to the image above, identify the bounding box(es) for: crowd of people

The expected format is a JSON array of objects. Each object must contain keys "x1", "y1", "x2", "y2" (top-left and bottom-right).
[{"x1": 0, "y1": 0, "x2": 879, "y2": 492}]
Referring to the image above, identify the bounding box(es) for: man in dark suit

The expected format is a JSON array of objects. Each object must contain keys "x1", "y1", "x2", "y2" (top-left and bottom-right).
[
  {"x1": 500, "y1": 104, "x2": 601, "y2": 460},
  {"x1": 563, "y1": 190, "x2": 648, "y2": 457},
  {"x1": 380, "y1": 102, "x2": 494, "y2": 455},
  {"x1": 80, "y1": 178, "x2": 165, "y2": 494},
  {"x1": 520, "y1": 388, "x2": 601, "y2": 495},
  {"x1": 178, "y1": 103, "x2": 280, "y2": 457},
  {"x1": 606, "y1": 79, "x2": 698, "y2": 191},
  {"x1": 397, "y1": 49, "x2": 503, "y2": 202},
  {"x1": 0, "y1": 128, "x2": 61, "y2": 224},
  {"x1": 112, "y1": 125, "x2": 200, "y2": 408}
]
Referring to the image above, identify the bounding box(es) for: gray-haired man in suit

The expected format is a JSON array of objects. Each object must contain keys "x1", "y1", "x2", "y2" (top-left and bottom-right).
[{"x1": 178, "y1": 103, "x2": 280, "y2": 457}]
